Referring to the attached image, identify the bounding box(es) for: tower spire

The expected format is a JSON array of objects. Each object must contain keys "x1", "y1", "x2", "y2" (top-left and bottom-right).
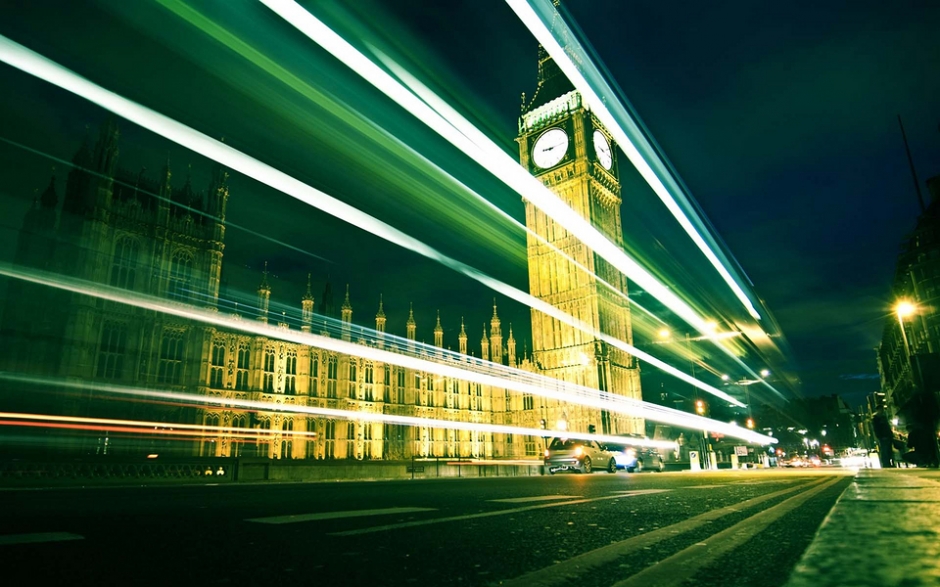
[
  {"x1": 406, "y1": 302, "x2": 416, "y2": 341},
  {"x1": 340, "y1": 284, "x2": 353, "y2": 340},
  {"x1": 434, "y1": 310, "x2": 443, "y2": 348},
  {"x1": 458, "y1": 316, "x2": 468, "y2": 355},
  {"x1": 257, "y1": 262, "x2": 271, "y2": 323},
  {"x1": 301, "y1": 273, "x2": 314, "y2": 333},
  {"x1": 375, "y1": 294, "x2": 387, "y2": 339}
]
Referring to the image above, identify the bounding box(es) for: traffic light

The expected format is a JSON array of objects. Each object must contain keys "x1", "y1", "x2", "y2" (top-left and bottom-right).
[
  {"x1": 695, "y1": 399, "x2": 706, "y2": 415},
  {"x1": 539, "y1": 419, "x2": 547, "y2": 430},
  {"x1": 746, "y1": 417, "x2": 755, "y2": 429}
]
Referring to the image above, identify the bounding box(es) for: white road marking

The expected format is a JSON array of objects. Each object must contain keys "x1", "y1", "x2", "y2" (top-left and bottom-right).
[
  {"x1": 245, "y1": 506, "x2": 435, "y2": 525},
  {"x1": 489, "y1": 495, "x2": 582, "y2": 504},
  {"x1": 331, "y1": 489, "x2": 670, "y2": 536},
  {"x1": 0, "y1": 532, "x2": 84, "y2": 546}
]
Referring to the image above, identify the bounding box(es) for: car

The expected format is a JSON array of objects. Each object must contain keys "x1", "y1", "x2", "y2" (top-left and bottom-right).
[
  {"x1": 544, "y1": 438, "x2": 617, "y2": 474},
  {"x1": 604, "y1": 439, "x2": 666, "y2": 473}
]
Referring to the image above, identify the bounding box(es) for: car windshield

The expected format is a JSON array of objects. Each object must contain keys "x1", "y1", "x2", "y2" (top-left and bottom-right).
[{"x1": 549, "y1": 438, "x2": 583, "y2": 450}]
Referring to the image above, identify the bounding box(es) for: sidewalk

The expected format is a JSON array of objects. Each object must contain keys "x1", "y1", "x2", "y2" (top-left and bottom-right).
[{"x1": 786, "y1": 468, "x2": 940, "y2": 587}]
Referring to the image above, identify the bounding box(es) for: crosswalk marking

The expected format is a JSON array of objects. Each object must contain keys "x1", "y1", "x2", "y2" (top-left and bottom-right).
[
  {"x1": 245, "y1": 506, "x2": 435, "y2": 525},
  {"x1": 0, "y1": 532, "x2": 84, "y2": 546},
  {"x1": 489, "y1": 495, "x2": 582, "y2": 504}
]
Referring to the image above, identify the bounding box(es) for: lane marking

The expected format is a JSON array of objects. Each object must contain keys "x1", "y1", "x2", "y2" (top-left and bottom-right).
[
  {"x1": 0, "y1": 532, "x2": 84, "y2": 546},
  {"x1": 612, "y1": 477, "x2": 844, "y2": 587},
  {"x1": 489, "y1": 495, "x2": 582, "y2": 504},
  {"x1": 245, "y1": 507, "x2": 435, "y2": 525},
  {"x1": 498, "y1": 478, "x2": 831, "y2": 587},
  {"x1": 330, "y1": 489, "x2": 669, "y2": 537}
]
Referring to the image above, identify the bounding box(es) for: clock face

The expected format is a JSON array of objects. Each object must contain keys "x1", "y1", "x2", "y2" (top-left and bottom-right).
[
  {"x1": 593, "y1": 130, "x2": 612, "y2": 170},
  {"x1": 532, "y1": 128, "x2": 569, "y2": 169}
]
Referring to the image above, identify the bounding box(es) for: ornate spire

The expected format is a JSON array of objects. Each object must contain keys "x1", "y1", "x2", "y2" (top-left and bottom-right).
[
  {"x1": 303, "y1": 273, "x2": 314, "y2": 301},
  {"x1": 376, "y1": 294, "x2": 386, "y2": 318},
  {"x1": 342, "y1": 283, "x2": 352, "y2": 310},
  {"x1": 259, "y1": 261, "x2": 270, "y2": 292},
  {"x1": 433, "y1": 310, "x2": 443, "y2": 347},
  {"x1": 406, "y1": 302, "x2": 416, "y2": 341},
  {"x1": 340, "y1": 284, "x2": 353, "y2": 330},
  {"x1": 458, "y1": 317, "x2": 468, "y2": 355},
  {"x1": 375, "y1": 294, "x2": 387, "y2": 336},
  {"x1": 257, "y1": 262, "x2": 271, "y2": 323}
]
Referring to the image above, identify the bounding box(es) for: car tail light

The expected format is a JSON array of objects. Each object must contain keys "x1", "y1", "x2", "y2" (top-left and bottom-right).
[
  {"x1": 544, "y1": 449, "x2": 550, "y2": 458},
  {"x1": 574, "y1": 446, "x2": 583, "y2": 457}
]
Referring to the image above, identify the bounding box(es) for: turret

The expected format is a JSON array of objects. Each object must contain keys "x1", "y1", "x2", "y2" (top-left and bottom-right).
[
  {"x1": 375, "y1": 295, "x2": 387, "y2": 348},
  {"x1": 489, "y1": 300, "x2": 503, "y2": 365},
  {"x1": 434, "y1": 310, "x2": 443, "y2": 348},
  {"x1": 375, "y1": 294, "x2": 387, "y2": 333},
  {"x1": 301, "y1": 273, "x2": 315, "y2": 333},
  {"x1": 257, "y1": 262, "x2": 271, "y2": 323},
  {"x1": 481, "y1": 324, "x2": 490, "y2": 362},
  {"x1": 341, "y1": 284, "x2": 353, "y2": 342},
  {"x1": 406, "y1": 303, "x2": 416, "y2": 341},
  {"x1": 507, "y1": 324, "x2": 517, "y2": 368},
  {"x1": 458, "y1": 317, "x2": 468, "y2": 355}
]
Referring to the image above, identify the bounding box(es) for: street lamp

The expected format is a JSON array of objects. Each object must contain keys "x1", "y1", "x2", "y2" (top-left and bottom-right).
[{"x1": 895, "y1": 300, "x2": 916, "y2": 358}]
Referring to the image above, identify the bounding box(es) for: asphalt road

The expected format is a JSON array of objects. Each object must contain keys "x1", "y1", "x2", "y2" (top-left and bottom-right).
[{"x1": 0, "y1": 469, "x2": 852, "y2": 586}]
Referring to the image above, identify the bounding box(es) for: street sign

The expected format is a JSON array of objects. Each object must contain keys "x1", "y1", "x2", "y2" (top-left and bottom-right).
[{"x1": 734, "y1": 446, "x2": 748, "y2": 457}]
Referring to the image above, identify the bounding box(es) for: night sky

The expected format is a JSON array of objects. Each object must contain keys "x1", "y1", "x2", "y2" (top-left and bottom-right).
[{"x1": 1, "y1": 1, "x2": 939, "y2": 410}]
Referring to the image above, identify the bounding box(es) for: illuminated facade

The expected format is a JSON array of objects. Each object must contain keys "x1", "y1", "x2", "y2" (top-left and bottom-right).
[{"x1": 516, "y1": 45, "x2": 644, "y2": 437}]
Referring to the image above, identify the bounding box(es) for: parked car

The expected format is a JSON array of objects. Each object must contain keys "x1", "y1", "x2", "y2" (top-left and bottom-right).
[
  {"x1": 544, "y1": 438, "x2": 617, "y2": 474},
  {"x1": 604, "y1": 438, "x2": 665, "y2": 473}
]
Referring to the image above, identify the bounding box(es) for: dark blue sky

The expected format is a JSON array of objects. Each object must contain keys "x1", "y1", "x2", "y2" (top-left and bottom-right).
[{"x1": 0, "y1": 1, "x2": 938, "y2": 409}]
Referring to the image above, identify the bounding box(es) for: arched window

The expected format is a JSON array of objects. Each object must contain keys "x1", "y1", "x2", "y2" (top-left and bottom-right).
[
  {"x1": 210, "y1": 341, "x2": 225, "y2": 389},
  {"x1": 326, "y1": 355, "x2": 337, "y2": 399},
  {"x1": 309, "y1": 354, "x2": 319, "y2": 397},
  {"x1": 235, "y1": 343, "x2": 250, "y2": 390},
  {"x1": 157, "y1": 329, "x2": 185, "y2": 384},
  {"x1": 263, "y1": 347, "x2": 275, "y2": 392},
  {"x1": 167, "y1": 250, "x2": 194, "y2": 302},
  {"x1": 96, "y1": 321, "x2": 127, "y2": 379},
  {"x1": 324, "y1": 420, "x2": 336, "y2": 459},
  {"x1": 285, "y1": 350, "x2": 297, "y2": 395},
  {"x1": 110, "y1": 237, "x2": 139, "y2": 290}
]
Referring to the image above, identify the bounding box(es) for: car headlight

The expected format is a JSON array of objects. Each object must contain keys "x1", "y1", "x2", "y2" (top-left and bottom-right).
[{"x1": 574, "y1": 446, "x2": 583, "y2": 457}]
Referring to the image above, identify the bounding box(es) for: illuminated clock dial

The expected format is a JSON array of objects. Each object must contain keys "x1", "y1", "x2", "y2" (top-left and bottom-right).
[
  {"x1": 532, "y1": 128, "x2": 569, "y2": 169},
  {"x1": 593, "y1": 130, "x2": 612, "y2": 170}
]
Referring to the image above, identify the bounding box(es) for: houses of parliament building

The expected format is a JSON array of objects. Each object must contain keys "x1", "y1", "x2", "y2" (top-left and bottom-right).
[{"x1": 0, "y1": 47, "x2": 644, "y2": 460}]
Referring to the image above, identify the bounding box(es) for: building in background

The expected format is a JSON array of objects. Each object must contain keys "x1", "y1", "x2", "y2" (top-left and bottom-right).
[{"x1": 876, "y1": 174, "x2": 940, "y2": 459}]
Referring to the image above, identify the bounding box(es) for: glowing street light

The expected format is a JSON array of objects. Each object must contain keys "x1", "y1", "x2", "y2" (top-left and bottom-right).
[
  {"x1": 721, "y1": 374, "x2": 730, "y2": 381},
  {"x1": 896, "y1": 300, "x2": 916, "y2": 319},
  {"x1": 658, "y1": 328, "x2": 671, "y2": 339},
  {"x1": 759, "y1": 369, "x2": 771, "y2": 378}
]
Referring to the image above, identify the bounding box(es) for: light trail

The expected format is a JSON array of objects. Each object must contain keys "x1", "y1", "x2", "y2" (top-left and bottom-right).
[
  {"x1": 508, "y1": 0, "x2": 762, "y2": 323},
  {"x1": 0, "y1": 374, "x2": 687, "y2": 451},
  {"x1": 0, "y1": 33, "x2": 751, "y2": 408},
  {"x1": 259, "y1": 0, "x2": 722, "y2": 341},
  {"x1": 0, "y1": 263, "x2": 775, "y2": 444},
  {"x1": 0, "y1": 412, "x2": 318, "y2": 439},
  {"x1": 0, "y1": 419, "x2": 277, "y2": 442}
]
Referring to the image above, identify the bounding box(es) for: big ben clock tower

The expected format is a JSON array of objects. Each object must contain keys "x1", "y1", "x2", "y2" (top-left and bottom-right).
[{"x1": 518, "y1": 44, "x2": 643, "y2": 437}]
